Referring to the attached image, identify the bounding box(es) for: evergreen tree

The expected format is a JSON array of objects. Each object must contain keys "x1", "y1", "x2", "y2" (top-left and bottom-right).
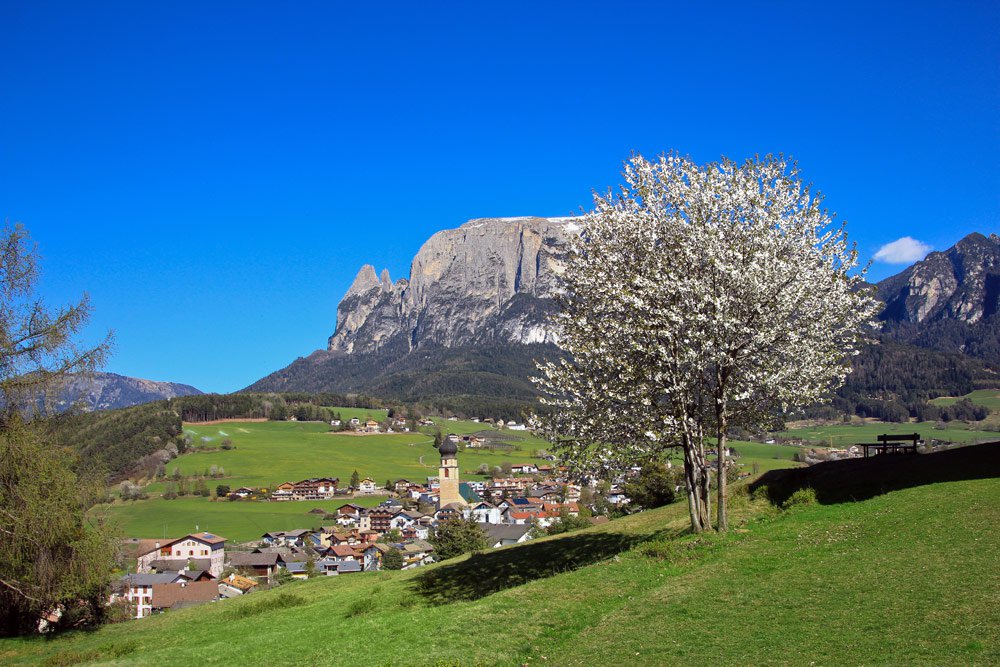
[
  {"x1": 430, "y1": 518, "x2": 488, "y2": 560},
  {"x1": 0, "y1": 223, "x2": 117, "y2": 636},
  {"x1": 381, "y1": 548, "x2": 404, "y2": 570}
]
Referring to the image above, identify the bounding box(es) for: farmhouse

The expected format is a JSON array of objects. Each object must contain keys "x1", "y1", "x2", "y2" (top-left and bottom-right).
[
  {"x1": 227, "y1": 552, "x2": 280, "y2": 580},
  {"x1": 115, "y1": 573, "x2": 183, "y2": 619},
  {"x1": 292, "y1": 477, "x2": 339, "y2": 500},
  {"x1": 136, "y1": 533, "x2": 227, "y2": 577},
  {"x1": 354, "y1": 477, "x2": 378, "y2": 494}
]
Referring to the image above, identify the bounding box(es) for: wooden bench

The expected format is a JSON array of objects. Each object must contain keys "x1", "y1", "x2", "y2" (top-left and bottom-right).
[{"x1": 859, "y1": 433, "x2": 920, "y2": 458}]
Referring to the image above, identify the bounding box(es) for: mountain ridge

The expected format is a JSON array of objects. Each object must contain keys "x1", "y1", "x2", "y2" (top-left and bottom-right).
[
  {"x1": 41, "y1": 371, "x2": 203, "y2": 413},
  {"x1": 249, "y1": 222, "x2": 1000, "y2": 414}
]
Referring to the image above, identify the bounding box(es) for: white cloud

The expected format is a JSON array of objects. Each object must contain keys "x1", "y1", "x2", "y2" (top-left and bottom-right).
[{"x1": 873, "y1": 236, "x2": 932, "y2": 264}]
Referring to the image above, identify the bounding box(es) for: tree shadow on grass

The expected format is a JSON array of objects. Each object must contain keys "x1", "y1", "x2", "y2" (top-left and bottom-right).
[
  {"x1": 751, "y1": 440, "x2": 1000, "y2": 507},
  {"x1": 411, "y1": 530, "x2": 655, "y2": 604}
]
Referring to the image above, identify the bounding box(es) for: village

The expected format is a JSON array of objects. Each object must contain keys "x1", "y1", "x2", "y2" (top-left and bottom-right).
[{"x1": 113, "y1": 432, "x2": 609, "y2": 619}]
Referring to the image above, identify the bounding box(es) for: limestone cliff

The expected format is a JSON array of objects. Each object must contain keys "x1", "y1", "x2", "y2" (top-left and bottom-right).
[
  {"x1": 327, "y1": 217, "x2": 579, "y2": 354},
  {"x1": 878, "y1": 232, "x2": 1000, "y2": 324}
]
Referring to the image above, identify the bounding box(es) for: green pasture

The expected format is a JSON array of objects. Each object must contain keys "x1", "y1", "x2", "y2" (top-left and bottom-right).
[
  {"x1": 326, "y1": 406, "x2": 389, "y2": 422},
  {"x1": 96, "y1": 495, "x2": 386, "y2": 543},
  {"x1": 777, "y1": 420, "x2": 997, "y2": 447},
  {"x1": 14, "y1": 446, "x2": 1000, "y2": 665},
  {"x1": 726, "y1": 441, "x2": 801, "y2": 472},
  {"x1": 109, "y1": 419, "x2": 548, "y2": 540},
  {"x1": 175, "y1": 419, "x2": 540, "y2": 491},
  {"x1": 930, "y1": 389, "x2": 1000, "y2": 411}
]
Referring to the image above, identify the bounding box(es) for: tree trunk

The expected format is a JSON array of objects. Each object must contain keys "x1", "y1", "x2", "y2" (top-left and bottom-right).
[
  {"x1": 681, "y1": 438, "x2": 703, "y2": 533},
  {"x1": 716, "y1": 378, "x2": 729, "y2": 532}
]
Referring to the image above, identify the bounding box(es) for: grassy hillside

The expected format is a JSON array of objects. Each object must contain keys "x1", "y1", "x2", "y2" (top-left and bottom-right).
[
  {"x1": 776, "y1": 419, "x2": 997, "y2": 447},
  {"x1": 10, "y1": 444, "x2": 998, "y2": 666},
  {"x1": 100, "y1": 419, "x2": 801, "y2": 541},
  {"x1": 96, "y1": 495, "x2": 388, "y2": 543},
  {"x1": 930, "y1": 388, "x2": 1000, "y2": 411}
]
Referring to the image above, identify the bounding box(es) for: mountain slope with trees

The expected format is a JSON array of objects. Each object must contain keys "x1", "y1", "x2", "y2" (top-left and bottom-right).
[{"x1": 249, "y1": 224, "x2": 1000, "y2": 421}]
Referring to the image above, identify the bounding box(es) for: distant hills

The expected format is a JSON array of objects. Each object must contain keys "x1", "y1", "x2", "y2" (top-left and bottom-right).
[
  {"x1": 38, "y1": 371, "x2": 202, "y2": 413},
  {"x1": 248, "y1": 220, "x2": 999, "y2": 417}
]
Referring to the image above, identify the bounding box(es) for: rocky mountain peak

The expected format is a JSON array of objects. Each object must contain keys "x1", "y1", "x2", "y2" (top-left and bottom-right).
[
  {"x1": 878, "y1": 231, "x2": 1000, "y2": 324},
  {"x1": 346, "y1": 264, "x2": 380, "y2": 297},
  {"x1": 326, "y1": 216, "x2": 581, "y2": 354}
]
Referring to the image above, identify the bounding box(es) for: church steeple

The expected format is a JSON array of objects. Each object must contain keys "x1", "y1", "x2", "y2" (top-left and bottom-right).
[{"x1": 437, "y1": 436, "x2": 464, "y2": 507}]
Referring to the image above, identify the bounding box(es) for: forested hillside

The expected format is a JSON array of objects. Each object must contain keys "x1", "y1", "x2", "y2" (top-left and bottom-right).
[
  {"x1": 247, "y1": 343, "x2": 557, "y2": 420},
  {"x1": 47, "y1": 393, "x2": 387, "y2": 482}
]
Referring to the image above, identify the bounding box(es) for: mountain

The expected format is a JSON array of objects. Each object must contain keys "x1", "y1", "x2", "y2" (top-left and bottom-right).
[
  {"x1": 249, "y1": 223, "x2": 1000, "y2": 417},
  {"x1": 41, "y1": 372, "x2": 203, "y2": 413},
  {"x1": 878, "y1": 232, "x2": 1000, "y2": 325},
  {"x1": 328, "y1": 216, "x2": 578, "y2": 354},
  {"x1": 877, "y1": 232, "x2": 1000, "y2": 367},
  {"x1": 249, "y1": 216, "x2": 578, "y2": 417}
]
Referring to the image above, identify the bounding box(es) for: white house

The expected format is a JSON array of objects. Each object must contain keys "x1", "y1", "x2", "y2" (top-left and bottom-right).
[
  {"x1": 463, "y1": 501, "x2": 502, "y2": 525},
  {"x1": 136, "y1": 533, "x2": 227, "y2": 577},
  {"x1": 116, "y1": 573, "x2": 183, "y2": 619},
  {"x1": 357, "y1": 478, "x2": 379, "y2": 494}
]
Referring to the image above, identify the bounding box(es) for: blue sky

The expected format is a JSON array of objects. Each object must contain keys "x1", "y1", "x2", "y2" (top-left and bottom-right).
[{"x1": 1, "y1": 1, "x2": 997, "y2": 392}]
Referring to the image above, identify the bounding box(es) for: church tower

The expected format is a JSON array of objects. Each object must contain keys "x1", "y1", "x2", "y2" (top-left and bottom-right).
[{"x1": 437, "y1": 437, "x2": 465, "y2": 507}]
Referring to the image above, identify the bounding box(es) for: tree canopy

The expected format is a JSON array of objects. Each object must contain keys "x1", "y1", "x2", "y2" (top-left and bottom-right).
[
  {"x1": 0, "y1": 223, "x2": 118, "y2": 635},
  {"x1": 534, "y1": 153, "x2": 879, "y2": 531}
]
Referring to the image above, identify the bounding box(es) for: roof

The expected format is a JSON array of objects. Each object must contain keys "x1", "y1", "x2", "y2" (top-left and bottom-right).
[
  {"x1": 337, "y1": 561, "x2": 362, "y2": 573},
  {"x1": 284, "y1": 562, "x2": 308, "y2": 573},
  {"x1": 222, "y1": 574, "x2": 258, "y2": 591},
  {"x1": 136, "y1": 539, "x2": 168, "y2": 557},
  {"x1": 400, "y1": 539, "x2": 434, "y2": 554},
  {"x1": 329, "y1": 544, "x2": 357, "y2": 557},
  {"x1": 151, "y1": 581, "x2": 218, "y2": 608},
  {"x1": 229, "y1": 552, "x2": 279, "y2": 568},
  {"x1": 459, "y1": 482, "x2": 481, "y2": 503},
  {"x1": 479, "y1": 523, "x2": 532, "y2": 544},
  {"x1": 188, "y1": 532, "x2": 226, "y2": 545},
  {"x1": 122, "y1": 573, "x2": 181, "y2": 586}
]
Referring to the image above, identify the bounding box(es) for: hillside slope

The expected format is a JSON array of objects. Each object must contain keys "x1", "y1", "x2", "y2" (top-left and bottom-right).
[
  {"x1": 32, "y1": 372, "x2": 202, "y2": 414},
  {"x1": 4, "y1": 444, "x2": 998, "y2": 666}
]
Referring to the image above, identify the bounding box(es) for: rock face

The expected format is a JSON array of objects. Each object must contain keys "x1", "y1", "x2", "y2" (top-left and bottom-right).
[
  {"x1": 327, "y1": 217, "x2": 579, "y2": 354},
  {"x1": 42, "y1": 372, "x2": 203, "y2": 413},
  {"x1": 878, "y1": 233, "x2": 1000, "y2": 324}
]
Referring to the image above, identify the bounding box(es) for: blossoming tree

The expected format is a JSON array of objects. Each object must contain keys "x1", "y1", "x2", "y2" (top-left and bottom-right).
[{"x1": 533, "y1": 153, "x2": 879, "y2": 531}]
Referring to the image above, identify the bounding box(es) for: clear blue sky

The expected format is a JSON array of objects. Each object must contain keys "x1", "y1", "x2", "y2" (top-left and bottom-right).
[{"x1": 1, "y1": 1, "x2": 997, "y2": 392}]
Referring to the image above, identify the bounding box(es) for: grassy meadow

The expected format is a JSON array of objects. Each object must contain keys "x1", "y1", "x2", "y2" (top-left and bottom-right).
[
  {"x1": 10, "y1": 445, "x2": 1000, "y2": 665},
  {"x1": 776, "y1": 419, "x2": 997, "y2": 447},
  {"x1": 97, "y1": 495, "x2": 388, "y2": 544},
  {"x1": 929, "y1": 388, "x2": 1000, "y2": 411},
  {"x1": 100, "y1": 416, "x2": 803, "y2": 541}
]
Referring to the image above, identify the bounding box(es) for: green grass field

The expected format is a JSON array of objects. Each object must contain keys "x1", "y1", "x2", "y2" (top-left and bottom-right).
[
  {"x1": 175, "y1": 419, "x2": 541, "y2": 490},
  {"x1": 10, "y1": 446, "x2": 1000, "y2": 665},
  {"x1": 930, "y1": 389, "x2": 1000, "y2": 411},
  {"x1": 104, "y1": 418, "x2": 802, "y2": 541},
  {"x1": 776, "y1": 420, "x2": 997, "y2": 447},
  {"x1": 96, "y1": 495, "x2": 388, "y2": 543}
]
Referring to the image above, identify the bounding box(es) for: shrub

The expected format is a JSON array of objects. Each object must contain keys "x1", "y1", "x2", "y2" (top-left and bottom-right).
[
  {"x1": 345, "y1": 596, "x2": 376, "y2": 617},
  {"x1": 783, "y1": 487, "x2": 817, "y2": 509},
  {"x1": 230, "y1": 593, "x2": 305, "y2": 619}
]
